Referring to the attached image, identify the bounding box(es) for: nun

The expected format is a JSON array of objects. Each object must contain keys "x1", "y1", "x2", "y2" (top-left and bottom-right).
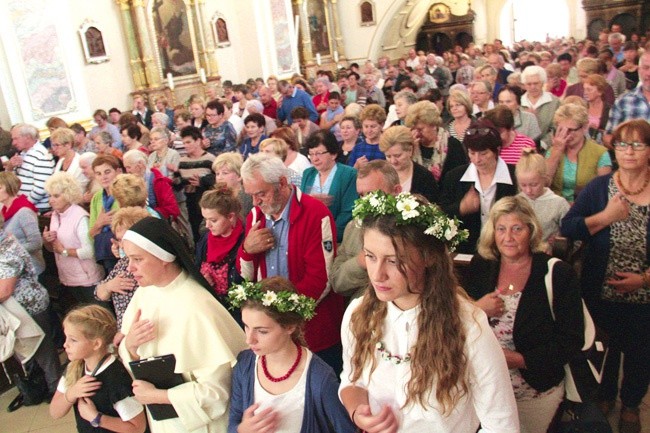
[{"x1": 118, "y1": 217, "x2": 246, "y2": 433}]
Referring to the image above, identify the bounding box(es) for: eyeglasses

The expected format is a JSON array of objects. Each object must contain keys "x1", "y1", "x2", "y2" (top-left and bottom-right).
[
  {"x1": 613, "y1": 141, "x2": 648, "y2": 151},
  {"x1": 308, "y1": 150, "x2": 330, "y2": 158}
]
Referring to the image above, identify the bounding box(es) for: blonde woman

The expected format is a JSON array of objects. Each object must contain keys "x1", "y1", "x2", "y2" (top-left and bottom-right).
[
  {"x1": 212, "y1": 152, "x2": 253, "y2": 218},
  {"x1": 44, "y1": 172, "x2": 104, "y2": 304}
]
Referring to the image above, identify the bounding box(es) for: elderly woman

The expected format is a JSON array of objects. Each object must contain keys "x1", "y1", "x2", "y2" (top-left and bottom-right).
[
  {"x1": 312, "y1": 77, "x2": 331, "y2": 115},
  {"x1": 466, "y1": 196, "x2": 583, "y2": 433},
  {"x1": 94, "y1": 131, "x2": 123, "y2": 159},
  {"x1": 379, "y1": 125, "x2": 438, "y2": 203},
  {"x1": 94, "y1": 206, "x2": 150, "y2": 339},
  {"x1": 51, "y1": 128, "x2": 87, "y2": 190},
  {"x1": 338, "y1": 116, "x2": 362, "y2": 165},
  {"x1": 0, "y1": 220, "x2": 61, "y2": 396},
  {"x1": 497, "y1": 85, "x2": 542, "y2": 141},
  {"x1": 79, "y1": 152, "x2": 101, "y2": 206},
  {"x1": 210, "y1": 152, "x2": 253, "y2": 218},
  {"x1": 583, "y1": 74, "x2": 611, "y2": 145},
  {"x1": 407, "y1": 100, "x2": 466, "y2": 182},
  {"x1": 440, "y1": 119, "x2": 518, "y2": 254},
  {"x1": 0, "y1": 172, "x2": 45, "y2": 276},
  {"x1": 151, "y1": 111, "x2": 171, "y2": 131},
  {"x1": 565, "y1": 58, "x2": 616, "y2": 107},
  {"x1": 147, "y1": 126, "x2": 180, "y2": 179},
  {"x1": 119, "y1": 217, "x2": 247, "y2": 432},
  {"x1": 384, "y1": 89, "x2": 418, "y2": 128},
  {"x1": 89, "y1": 155, "x2": 122, "y2": 273},
  {"x1": 561, "y1": 119, "x2": 650, "y2": 433},
  {"x1": 520, "y1": 66, "x2": 561, "y2": 146},
  {"x1": 545, "y1": 103, "x2": 612, "y2": 203},
  {"x1": 446, "y1": 89, "x2": 474, "y2": 141},
  {"x1": 43, "y1": 172, "x2": 105, "y2": 305},
  {"x1": 301, "y1": 130, "x2": 358, "y2": 243}
]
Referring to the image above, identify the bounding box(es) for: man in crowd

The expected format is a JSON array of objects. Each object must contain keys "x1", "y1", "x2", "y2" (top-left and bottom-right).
[
  {"x1": 89, "y1": 109, "x2": 122, "y2": 150},
  {"x1": 237, "y1": 153, "x2": 344, "y2": 373},
  {"x1": 277, "y1": 80, "x2": 319, "y2": 125},
  {"x1": 131, "y1": 94, "x2": 153, "y2": 129},
  {"x1": 4, "y1": 124, "x2": 55, "y2": 213},
  {"x1": 605, "y1": 50, "x2": 650, "y2": 145},
  {"x1": 330, "y1": 160, "x2": 401, "y2": 299},
  {"x1": 471, "y1": 80, "x2": 495, "y2": 117},
  {"x1": 487, "y1": 52, "x2": 512, "y2": 85},
  {"x1": 258, "y1": 86, "x2": 277, "y2": 120}
]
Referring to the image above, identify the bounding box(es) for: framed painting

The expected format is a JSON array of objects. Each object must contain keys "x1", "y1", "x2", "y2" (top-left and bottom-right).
[
  {"x1": 211, "y1": 13, "x2": 231, "y2": 47},
  {"x1": 79, "y1": 20, "x2": 109, "y2": 64},
  {"x1": 150, "y1": 0, "x2": 198, "y2": 77}
]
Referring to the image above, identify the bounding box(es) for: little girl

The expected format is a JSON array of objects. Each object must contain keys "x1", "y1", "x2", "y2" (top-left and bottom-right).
[
  {"x1": 50, "y1": 305, "x2": 146, "y2": 433},
  {"x1": 515, "y1": 149, "x2": 570, "y2": 244},
  {"x1": 227, "y1": 277, "x2": 356, "y2": 433}
]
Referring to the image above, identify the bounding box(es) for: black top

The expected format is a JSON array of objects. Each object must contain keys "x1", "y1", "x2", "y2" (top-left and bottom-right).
[
  {"x1": 465, "y1": 253, "x2": 584, "y2": 392},
  {"x1": 439, "y1": 163, "x2": 517, "y2": 254},
  {"x1": 410, "y1": 162, "x2": 439, "y2": 204},
  {"x1": 73, "y1": 359, "x2": 137, "y2": 433}
]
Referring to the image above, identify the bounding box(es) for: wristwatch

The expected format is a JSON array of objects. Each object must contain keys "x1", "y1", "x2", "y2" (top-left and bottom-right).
[
  {"x1": 90, "y1": 412, "x2": 103, "y2": 428},
  {"x1": 61, "y1": 249, "x2": 69, "y2": 257}
]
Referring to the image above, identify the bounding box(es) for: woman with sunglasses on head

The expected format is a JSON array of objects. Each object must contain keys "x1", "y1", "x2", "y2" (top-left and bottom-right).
[
  {"x1": 545, "y1": 103, "x2": 612, "y2": 204},
  {"x1": 561, "y1": 119, "x2": 650, "y2": 433},
  {"x1": 340, "y1": 191, "x2": 519, "y2": 432},
  {"x1": 228, "y1": 277, "x2": 356, "y2": 433},
  {"x1": 440, "y1": 119, "x2": 518, "y2": 254}
]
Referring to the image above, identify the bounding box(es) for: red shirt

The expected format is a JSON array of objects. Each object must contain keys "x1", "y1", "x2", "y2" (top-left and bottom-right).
[{"x1": 263, "y1": 98, "x2": 278, "y2": 119}]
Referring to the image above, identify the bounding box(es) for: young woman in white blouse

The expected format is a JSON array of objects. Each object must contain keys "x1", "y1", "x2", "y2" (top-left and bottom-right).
[{"x1": 339, "y1": 191, "x2": 519, "y2": 433}]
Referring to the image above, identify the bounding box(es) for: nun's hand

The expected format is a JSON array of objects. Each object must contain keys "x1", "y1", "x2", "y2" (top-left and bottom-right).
[{"x1": 125, "y1": 309, "x2": 155, "y2": 361}]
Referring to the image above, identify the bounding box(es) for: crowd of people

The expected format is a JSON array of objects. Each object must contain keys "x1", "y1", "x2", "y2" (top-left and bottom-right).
[{"x1": 0, "y1": 25, "x2": 649, "y2": 433}]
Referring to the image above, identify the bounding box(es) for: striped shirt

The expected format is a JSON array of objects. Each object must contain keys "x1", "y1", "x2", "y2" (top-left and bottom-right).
[
  {"x1": 16, "y1": 142, "x2": 55, "y2": 212},
  {"x1": 499, "y1": 133, "x2": 536, "y2": 165}
]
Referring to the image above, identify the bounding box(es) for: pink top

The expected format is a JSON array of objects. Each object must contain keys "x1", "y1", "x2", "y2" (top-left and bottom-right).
[{"x1": 500, "y1": 133, "x2": 536, "y2": 165}]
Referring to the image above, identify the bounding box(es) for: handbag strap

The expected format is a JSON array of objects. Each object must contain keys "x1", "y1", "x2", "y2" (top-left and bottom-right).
[{"x1": 544, "y1": 257, "x2": 561, "y2": 320}]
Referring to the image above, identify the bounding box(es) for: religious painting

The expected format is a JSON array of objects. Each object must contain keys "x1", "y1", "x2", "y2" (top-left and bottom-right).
[
  {"x1": 79, "y1": 20, "x2": 109, "y2": 64},
  {"x1": 306, "y1": 0, "x2": 330, "y2": 55},
  {"x1": 151, "y1": 0, "x2": 197, "y2": 77},
  {"x1": 360, "y1": 1, "x2": 375, "y2": 26},
  {"x1": 429, "y1": 3, "x2": 451, "y2": 24},
  {"x1": 7, "y1": 0, "x2": 76, "y2": 119},
  {"x1": 270, "y1": 0, "x2": 296, "y2": 75},
  {"x1": 216, "y1": 18, "x2": 229, "y2": 45}
]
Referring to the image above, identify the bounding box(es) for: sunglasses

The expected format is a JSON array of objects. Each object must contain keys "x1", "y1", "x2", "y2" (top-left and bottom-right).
[{"x1": 466, "y1": 128, "x2": 496, "y2": 137}]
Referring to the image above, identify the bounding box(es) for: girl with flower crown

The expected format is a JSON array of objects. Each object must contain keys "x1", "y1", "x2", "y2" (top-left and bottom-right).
[
  {"x1": 227, "y1": 277, "x2": 356, "y2": 433},
  {"x1": 339, "y1": 191, "x2": 520, "y2": 432}
]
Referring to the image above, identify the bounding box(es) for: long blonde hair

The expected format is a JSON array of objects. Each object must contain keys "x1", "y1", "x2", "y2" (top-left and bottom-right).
[
  {"x1": 63, "y1": 305, "x2": 117, "y2": 387},
  {"x1": 348, "y1": 213, "x2": 469, "y2": 413}
]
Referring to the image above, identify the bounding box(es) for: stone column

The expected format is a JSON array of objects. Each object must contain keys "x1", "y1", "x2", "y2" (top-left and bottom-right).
[
  {"x1": 329, "y1": 0, "x2": 347, "y2": 62},
  {"x1": 196, "y1": 0, "x2": 219, "y2": 76},
  {"x1": 115, "y1": 0, "x2": 146, "y2": 89},
  {"x1": 294, "y1": 0, "x2": 315, "y2": 66},
  {"x1": 132, "y1": 0, "x2": 161, "y2": 87}
]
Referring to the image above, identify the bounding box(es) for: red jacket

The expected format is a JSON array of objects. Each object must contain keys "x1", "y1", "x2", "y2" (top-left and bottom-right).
[
  {"x1": 236, "y1": 189, "x2": 343, "y2": 352},
  {"x1": 151, "y1": 167, "x2": 180, "y2": 220}
]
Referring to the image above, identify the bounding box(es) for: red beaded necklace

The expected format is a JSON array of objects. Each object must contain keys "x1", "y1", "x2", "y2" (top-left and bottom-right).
[{"x1": 261, "y1": 341, "x2": 302, "y2": 382}]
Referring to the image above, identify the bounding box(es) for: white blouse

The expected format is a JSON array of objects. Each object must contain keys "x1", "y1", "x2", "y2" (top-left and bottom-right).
[
  {"x1": 254, "y1": 350, "x2": 311, "y2": 433},
  {"x1": 339, "y1": 297, "x2": 519, "y2": 432}
]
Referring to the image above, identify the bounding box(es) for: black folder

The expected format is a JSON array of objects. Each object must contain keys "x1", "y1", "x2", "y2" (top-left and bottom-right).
[{"x1": 129, "y1": 354, "x2": 184, "y2": 421}]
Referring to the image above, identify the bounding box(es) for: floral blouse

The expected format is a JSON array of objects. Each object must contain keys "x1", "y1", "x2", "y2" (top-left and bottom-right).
[{"x1": 0, "y1": 230, "x2": 48, "y2": 315}]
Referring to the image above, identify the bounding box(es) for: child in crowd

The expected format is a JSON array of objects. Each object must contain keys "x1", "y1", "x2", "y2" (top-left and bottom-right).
[
  {"x1": 228, "y1": 277, "x2": 355, "y2": 433},
  {"x1": 50, "y1": 305, "x2": 146, "y2": 433},
  {"x1": 515, "y1": 149, "x2": 570, "y2": 243}
]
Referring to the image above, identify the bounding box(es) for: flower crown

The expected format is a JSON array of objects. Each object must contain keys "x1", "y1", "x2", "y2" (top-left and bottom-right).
[
  {"x1": 227, "y1": 280, "x2": 316, "y2": 320},
  {"x1": 352, "y1": 191, "x2": 469, "y2": 251}
]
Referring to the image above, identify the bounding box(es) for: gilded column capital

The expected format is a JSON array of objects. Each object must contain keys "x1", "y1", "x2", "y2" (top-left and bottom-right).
[{"x1": 132, "y1": 0, "x2": 144, "y2": 8}]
